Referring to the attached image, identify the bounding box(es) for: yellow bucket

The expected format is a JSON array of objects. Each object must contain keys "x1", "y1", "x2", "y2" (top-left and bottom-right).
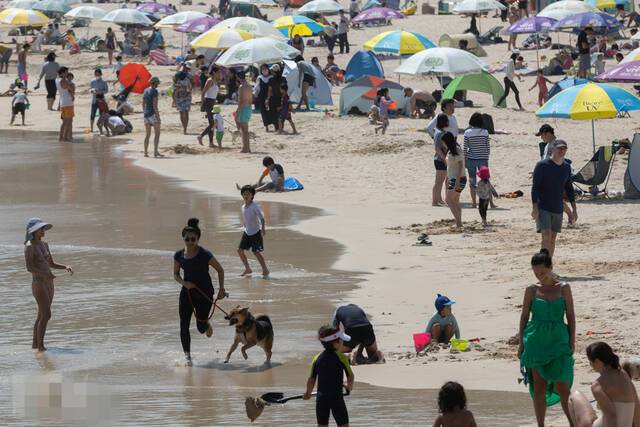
[{"x1": 450, "y1": 338, "x2": 470, "y2": 352}]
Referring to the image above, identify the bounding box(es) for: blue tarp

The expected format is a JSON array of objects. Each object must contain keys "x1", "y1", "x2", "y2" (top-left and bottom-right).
[
  {"x1": 344, "y1": 50, "x2": 384, "y2": 82},
  {"x1": 284, "y1": 177, "x2": 304, "y2": 191},
  {"x1": 546, "y1": 77, "x2": 590, "y2": 101}
]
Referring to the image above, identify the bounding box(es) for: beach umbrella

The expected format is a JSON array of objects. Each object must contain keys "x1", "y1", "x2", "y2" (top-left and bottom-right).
[
  {"x1": 552, "y1": 11, "x2": 621, "y2": 33},
  {"x1": 0, "y1": 8, "x2": 49, "y2": 26},
  {"x1": 538, "y1": 0, "x2": 597, "y2": 21},
  {"x1": 101, "y1": 9, "x2": 152, "y2": 26},
  {"x1": 230, "y1": 0, "x2": 277, "y2": 5},
  {"x1": 586, "y1": 0, "x2": 628, "y2": 9},
  {"x1": 273, "y1": 15, "x2": 325, "y2": 37},
  {"x1": 136, "y1": 3, "x2": 175, "y2": 15},
  {"x1": 394, "y1": 47, "x2": 487, "y2": 75},
  {"x1": 64, "y1": 5, "x2": 106, "y2": 20},
  {"x1": 452, "y1": 0, "x2": 505, "y2": 13},
  {"x1": 297, "y1": 0, "x2": 344, "y2": 15},
  {"x1": 620, "y1": 46, "x2": 640, "y2": 63},
  {"x1": 505, "y1": 16, "x2": 557, "y2": 66},
  {"x1": 536, "y1": 82, "x2": 640, "y2": 152},
  {"x1": 175, "y1": 15, "x2": 220, "y2": 33},
  {"x1": 190, "y1": 28, "x2": 253, "y2": 49},
  {"x1": 211, "y1": 16, "x2": 285, "y2": 39},
  {"x1": 6, "y1": 0, "x2": 38, "y2": 9},
  {"x1": 34, "y1": 0, "x2": 71, "y2": 15},
  {"x1": 118, "y1": 63, "x2": 151, "y2": 94},
  {"x1": 155, "y1": 11, "x2": 208, "y2": 28},
  {"x1": 596, "y1": 60, "x2": 640, "y2": 82},
  {"x1": 215, "y1": 37, "x2": 300, "y2": 66},
  {"x1": 363, "y1": 30, "x2": 435, "y2": 55},
  {"x1": 352, "y1": 7, "x2": 404, "y2": 24}
]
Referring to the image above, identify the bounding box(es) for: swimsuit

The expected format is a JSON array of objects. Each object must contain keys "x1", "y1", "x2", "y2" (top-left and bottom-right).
[{"x1": 237, "y1": 105, "x2": 252, "y2": 124}]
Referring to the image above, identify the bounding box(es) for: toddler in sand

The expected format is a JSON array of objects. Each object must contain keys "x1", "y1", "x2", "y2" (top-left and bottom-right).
[
  {"x1": 426, "y1": 294, "x2": 460, "y2": 344},
  {"x1": 476, "y1": 166, "x2": 499, "y2": 227},
  {"x1": 10, "y1": 88, "x2": 29, "y2": 126},
  {"x1": 433, "y1": 381, "x2": 478, "y2": 427},
  {"x1": 529, "y1": 69, "x2": 553, "y2": 107}
]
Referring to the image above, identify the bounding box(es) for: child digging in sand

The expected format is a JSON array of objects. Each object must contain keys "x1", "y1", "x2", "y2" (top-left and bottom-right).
[
  {"x1": 10, "y1": 87, "x2": 29, "y2": 126},
  {"x1": 304, "y1": 325, "x2": 354, "y2": 427},
  {"x1": 238, "y1": 185, "x2": 269, "y2": 277},
  {"x1": 426, "y1": 294, "x2": 460, "y2": 344},
  {"x1": 476, "y1": 166, "x2": 499, "y2": 227},
  {"x1": 433, "y1": 381, "x2": 478, "y2": 427}
]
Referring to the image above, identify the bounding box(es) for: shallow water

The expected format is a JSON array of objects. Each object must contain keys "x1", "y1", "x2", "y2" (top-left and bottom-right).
[{"x1": 0, "y1": 131, "x2": 539, "y2": 426}]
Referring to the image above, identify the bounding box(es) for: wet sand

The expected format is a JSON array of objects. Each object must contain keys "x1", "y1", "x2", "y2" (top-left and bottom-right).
[{"x1": 0, "y1": 130, "x2": 540, "y2": 425}]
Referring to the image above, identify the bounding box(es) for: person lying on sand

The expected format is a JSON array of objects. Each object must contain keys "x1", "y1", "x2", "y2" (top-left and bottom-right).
[{"x1": 333, "y1": 303, "x2": 384, "y2": 365}]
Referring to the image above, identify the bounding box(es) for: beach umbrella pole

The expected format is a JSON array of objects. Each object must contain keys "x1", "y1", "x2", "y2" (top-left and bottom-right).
[
  {"x1": 591, "y1": 118, "x2": 596, "y2": 153},
  {"x1": 536, "y1": 32, "x2": 539, "y2": 68}
]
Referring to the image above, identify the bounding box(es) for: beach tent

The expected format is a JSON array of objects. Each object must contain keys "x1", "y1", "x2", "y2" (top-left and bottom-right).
[
  {"x1": 283, "y1": 60, "x2": 333, "y2": 106},
  {"x1": 438, "y1": 33, "x2": 487, "y2": 57},
  {"x1": 624, "y1": 133, "x2": 640, "y2": 199},
  {"x1": 546, "y1": 76, "x2": 589, "y2": 101},
  {"x1": 344, "y1": 50, "x2": 384, "y2": 82},
  {"x1": 339, "y1": 75, "x2": 405, "y2": 115},
  {"x1": 361, "y1": 0, "x2": 383, "y2": 10},
  {"x1": 442, "y1": 71, "x2": 505, "y2": 107}
]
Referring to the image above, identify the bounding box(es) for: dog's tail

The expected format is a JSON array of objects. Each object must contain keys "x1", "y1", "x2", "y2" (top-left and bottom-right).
[{"x1": 256, "y1": 315, "x2": 272, "y2": 326}]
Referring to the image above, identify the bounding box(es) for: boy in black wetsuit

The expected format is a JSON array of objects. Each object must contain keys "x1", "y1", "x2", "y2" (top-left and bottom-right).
[{"x1": 304, "y1": 325, "x2": 354, "y2": 427}]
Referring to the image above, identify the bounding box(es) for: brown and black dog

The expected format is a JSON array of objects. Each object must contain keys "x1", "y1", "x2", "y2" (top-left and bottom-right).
[{"x1": 224, "y1": 306, "x2": 273, "y2": 364}]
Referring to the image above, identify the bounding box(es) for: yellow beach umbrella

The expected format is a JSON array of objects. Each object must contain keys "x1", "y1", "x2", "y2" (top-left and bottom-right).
[
  {"x1": 0, "y1": 8, "x2": 49, "y2": 26},
  {"x1": 363, "y1": 30, "x2": 435, "y2": 55},
  {"x1": 272, "y1": 15, "x2": 325, "y2": 37},
  {"x1": 190, "y1": 28, "x2": 253, "y2": 50}
]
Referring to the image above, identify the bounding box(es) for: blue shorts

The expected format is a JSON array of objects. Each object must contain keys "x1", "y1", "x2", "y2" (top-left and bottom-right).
[
  {"x1": 466, "y1": 158, "x2": 488, "y2": 188},
  {"x1": 238, "y1": 105, "x2": 252, "y2": 124},
  {"x1": 537, "y1": 209, "x2": 563, "y2": 233}
]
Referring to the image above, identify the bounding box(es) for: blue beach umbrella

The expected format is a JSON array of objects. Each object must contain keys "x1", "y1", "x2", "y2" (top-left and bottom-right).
[
  {"x1": 552, "y1": 11, "x2": 622, "y2": 33},
  {"x1": 537, "y1": 82, "x2": 640, "y2": 151},
  {"x1": 363, "y1": 30, "x2": 435, "y2": 55}
]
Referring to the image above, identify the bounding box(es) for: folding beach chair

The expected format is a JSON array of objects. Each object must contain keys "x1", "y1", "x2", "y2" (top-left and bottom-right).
[
  {"x1": 572, "y1": 145, "x2": 616, "y2": 196},
  {"x1": 477, "y1": 26, "x2": 504, "y2": 45}
]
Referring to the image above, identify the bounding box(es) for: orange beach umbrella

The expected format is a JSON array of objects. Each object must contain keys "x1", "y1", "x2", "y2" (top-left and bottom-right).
[{"x1": 118, "y1": 63, "x2": 151, "y2": 94}]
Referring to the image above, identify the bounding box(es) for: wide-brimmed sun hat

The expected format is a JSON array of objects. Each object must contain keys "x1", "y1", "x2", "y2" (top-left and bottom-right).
[{"x1": 25, "y1": 217, "x2": 52, "y2": 243}]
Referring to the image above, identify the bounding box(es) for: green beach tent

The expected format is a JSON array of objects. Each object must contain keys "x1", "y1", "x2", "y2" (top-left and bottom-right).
[{"x1": 442, "y1": 71, "x2": 506, "y2": 107}]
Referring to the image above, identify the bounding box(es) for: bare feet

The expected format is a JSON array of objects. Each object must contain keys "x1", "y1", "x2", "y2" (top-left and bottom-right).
[
  {"x1": 240, "y1": 269, "x2": 252, "y2": 276},
  {"x1": 262, "y1": 269, "x2": 270, "y2": 278},
  {"x1": 206, "y1": 322, "x2": 213, "y2": 337},
  {"x1": 144, "y1": 152, "x2": 149, "y2": 157},
  {"x1": 197, "y1": 135, "x2": 203, "y2": 145},
  {"x1": 154, "y1": 152, "x2": 164, "y2": 158}
]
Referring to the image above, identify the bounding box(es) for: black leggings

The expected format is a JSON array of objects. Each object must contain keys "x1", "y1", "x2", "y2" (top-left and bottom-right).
[
  {"x1": 199, "y1": 98, "x2": 216, "y2": 144},
  {"x1": 497, "y1": 77, "x2": 523, "y2": 109},
  {"x1": 179, "y1": 286, "x2": 213, "y2": 354},
  {"x1": 478, "y1": 198, "x2": 490, "y2": 221}
]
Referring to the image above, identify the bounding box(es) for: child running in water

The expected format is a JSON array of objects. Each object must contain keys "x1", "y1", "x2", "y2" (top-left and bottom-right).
[
  {"x1": 277, "y1": 82, "x2": 297, "y2": 134},
  {"x1": 304, "y1": 325, "x2": 354, "y2": 427},
  {"x1": 374, "y1": 88, "x2": 391, "y2": 135},
  {"x1": 476, "y1": 166, "x2": 499, "y2": 227},
  {"x1": 433, "y1": 381, "x2": 478, "y2": 427},
  {"x1": 238, "y1": 185, "x2": 269, "y2": 277},
  {"x1": 10, "y1": 87, "x2": 29, "y2": 126},
  {"x1": 529, "y1": 69, "x2": 553, "y2": 106}
]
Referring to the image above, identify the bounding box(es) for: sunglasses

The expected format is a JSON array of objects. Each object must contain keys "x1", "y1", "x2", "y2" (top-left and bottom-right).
[{"x1": 184, "y1": 237, "x2": 197, "y2": 243}]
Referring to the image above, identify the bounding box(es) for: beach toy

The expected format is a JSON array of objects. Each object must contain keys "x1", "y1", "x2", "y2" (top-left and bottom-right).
[
  {"x1": 413, "y1": 332, "x2": 431, "y2": 353},
  {"x1": 450, "y1": 338, "x2": 470, "y2": 352},
  {"x1": 166, "y1": 87, "x2": 173, "y2": 97},
  {"x1": 389, "y1": 101, "x2": 397, "y2": 110},
  {"x1": 309, "y1": 98, "x2": 316, "y2": 109}
]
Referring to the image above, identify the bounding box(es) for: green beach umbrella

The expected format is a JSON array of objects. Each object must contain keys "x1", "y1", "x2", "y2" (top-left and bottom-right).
[{"x1": 442, "y1": 70, "x2": 506, "y2": 107}]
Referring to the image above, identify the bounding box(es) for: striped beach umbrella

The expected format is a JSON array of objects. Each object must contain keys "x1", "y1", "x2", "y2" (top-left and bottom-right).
[
  {"x1": 363, "y1": 30, "x2": 435, "y2": 55},
  {"x1": 190, "y1": 28, "x2": 253, "y2": 49},
  {"x1": 273, "y1": 15, "x2": 324, "y2": 37},
  {"x1": 537, "y1": 82, "x2": 640, "y2": 151},
  {"x1": 0, "y1": 8, "x2": 49, "y2": 26},
  {"x1": 6, "y1": 0, "x2": 38, "y2": 9}
]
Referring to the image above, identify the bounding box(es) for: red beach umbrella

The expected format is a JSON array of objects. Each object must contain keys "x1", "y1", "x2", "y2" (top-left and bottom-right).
[{"x1": 118, "y1": 63, "x2": 152, "y2": 94}]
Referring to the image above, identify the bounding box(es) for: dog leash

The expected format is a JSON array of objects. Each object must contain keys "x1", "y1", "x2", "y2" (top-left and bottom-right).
[{"x1": 186, "y1": 286, "x2": 229, "y2": 324}]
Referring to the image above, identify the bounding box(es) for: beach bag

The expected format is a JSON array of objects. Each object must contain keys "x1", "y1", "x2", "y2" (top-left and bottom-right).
[{"x1": 481, "y1": 113, "x2": 495, "y2": 135}]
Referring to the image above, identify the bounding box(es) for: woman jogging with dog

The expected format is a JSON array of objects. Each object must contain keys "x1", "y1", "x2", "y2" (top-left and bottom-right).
[{"x1": 173, "y1": 218, "x2": 226, "y2": 366}]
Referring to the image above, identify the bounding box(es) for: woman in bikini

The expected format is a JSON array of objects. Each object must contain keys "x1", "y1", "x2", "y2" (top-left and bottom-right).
[
  {"x1": 173, "y1": 218, "x2": 226, "y2": 366},
  {"x1": 24, "y1": 218, "x2": 73, "y2": 352}
]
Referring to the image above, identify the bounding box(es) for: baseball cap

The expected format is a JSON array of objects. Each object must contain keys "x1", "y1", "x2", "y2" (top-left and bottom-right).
[
  {"x1": 435, "y1": 294, "x2": 455, "y2": 312},
  {"x1": 535, "y1": 124, "x2": 554, "y2": 136},
  {"x1": 320, "y1": 330, "x2": 351, "y2": 343},
  {"x1": 552, "y1": 139, "x2": 568, "y2": 149}
]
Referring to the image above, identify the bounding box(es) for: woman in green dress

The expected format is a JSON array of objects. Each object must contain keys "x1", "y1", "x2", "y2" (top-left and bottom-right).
[{"x1": 518, "y1": 248, "x2": 576, "y2": 427}]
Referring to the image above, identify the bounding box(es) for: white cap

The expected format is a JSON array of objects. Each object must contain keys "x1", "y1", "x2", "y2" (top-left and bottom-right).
[{"x1": 320, "y1": 330, "x2": 351, "y2": 342}]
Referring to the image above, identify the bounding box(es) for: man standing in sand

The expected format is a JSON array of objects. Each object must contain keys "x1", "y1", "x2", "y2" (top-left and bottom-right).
[
  {"x1": 426, "y1": 99, "x2": 459, "y2": 138},
  {"x1": 531, "y1": 139, "x2": 577, "y2": 258},
  {"x1": 337, "y1": 10, "x2": 350, "y2": 54},
  {"x1": 143, "y1": 77, "x2": 162, "y2": 158},
  {"x1": 236, "y1": 73, "x2": 253, "y2": 153},
  {"x1": 56, "y1": 67, "x2": 74, "y2": 142},
  {"x1": 577, "y1": 26, "x2": 593, "y2": 78}
]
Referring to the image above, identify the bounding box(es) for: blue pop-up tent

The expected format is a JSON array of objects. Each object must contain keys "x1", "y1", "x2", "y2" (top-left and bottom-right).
[{"x1": 344, "y1": 50, "x2": 384, "y2": 82}]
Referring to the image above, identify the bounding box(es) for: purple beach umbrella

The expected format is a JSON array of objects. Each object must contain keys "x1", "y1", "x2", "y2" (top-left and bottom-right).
[
  {"x1": 597, "y1": 60, "x2": 640, "y2": 83},
  {"x1": 552, "y1": 11, "x2": 622, "y2": 33},
  {"x1": 175, "y1": 15, "x2": 221, "y2": 33},
  {"x1": 505, "y1": 16, "x2": 557, "y2": 34},
  {"x1": 352, "y1": 7, "x2": 404, "y2": 24},
  {"x1": 136, "y1": 2, "x2": 176, "y2": 15}
]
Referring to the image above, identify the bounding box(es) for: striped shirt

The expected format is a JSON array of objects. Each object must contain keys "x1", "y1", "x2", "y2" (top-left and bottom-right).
[{"x1": 463, "y1": 127, "x2": 490, "y2": 160}]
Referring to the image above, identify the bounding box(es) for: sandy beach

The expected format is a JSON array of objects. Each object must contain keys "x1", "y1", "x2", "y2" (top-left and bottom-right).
[{"x1": 2, "y1": 1, "x2": 640, "y2": 424}]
